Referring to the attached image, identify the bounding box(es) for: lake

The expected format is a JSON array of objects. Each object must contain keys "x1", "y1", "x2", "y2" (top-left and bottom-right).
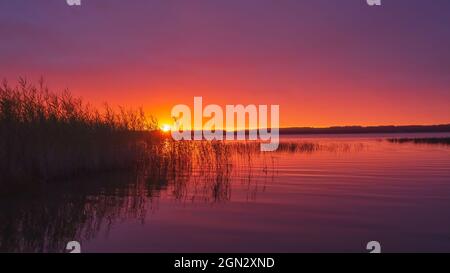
[{"x1": 1, "y1": 133, "x2": 450, "y2": 253}]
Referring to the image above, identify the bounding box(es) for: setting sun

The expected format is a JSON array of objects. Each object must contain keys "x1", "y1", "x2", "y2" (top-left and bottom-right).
[{"x1": 161, "y1": 124, "x2": 171, "y2": 132}]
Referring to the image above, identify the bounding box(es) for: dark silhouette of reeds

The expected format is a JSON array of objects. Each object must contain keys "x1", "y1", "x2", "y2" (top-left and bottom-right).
[
  {"x1": 387, "y1": 137, "x2": 450, "y2": 146},
  {"x1": 0, "y1": 112, "x2": 371, "y2": 252},
  {"x1": 0, "y1": 78, "x2": 378, "y2": 252},
  {"x1": 0, "y1": 78, "x2": 157, "y2": 191},
  {"x1": 0, "y1": 77, "x2": 365, "y2": 195}
]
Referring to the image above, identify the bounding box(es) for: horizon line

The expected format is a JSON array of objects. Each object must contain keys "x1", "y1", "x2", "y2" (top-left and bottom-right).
[{"x1": 163, "y1": 124, "x2": 450, "y2": 134}]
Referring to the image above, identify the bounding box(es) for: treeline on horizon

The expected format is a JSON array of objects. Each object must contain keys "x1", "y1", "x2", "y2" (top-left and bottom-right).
[
  {"x1": 0, "y1": 78, "x2": 158, "y2": 191},
  {"x1": 228, "y1": 124, "x2": 450, "y2": 137},
  {"x1": 177, "y1": 123, "x2": 450, "y2": 136}
]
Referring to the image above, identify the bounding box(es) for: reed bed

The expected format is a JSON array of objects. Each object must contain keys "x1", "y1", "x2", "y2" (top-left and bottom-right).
[
  {"x1": 0, "y1": 78, "x2": 158, "y2": 190},
  {"x1": 387, "y1": 137, "x2": 450, "y2": 146},
  {"x1": 138, "y1": 139, "x2": 365, "y2": 202},
  {"x1": 0, "y1": 78, "x2": 365, "y2": 195},
  {"x1": 0, "y1": 113, "x2": 371, "y2": 251}
]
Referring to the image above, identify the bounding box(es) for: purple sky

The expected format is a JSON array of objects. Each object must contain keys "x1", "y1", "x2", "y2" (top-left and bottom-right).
[{"x1": 1, "y1": 0, "x2": 449, "y2": 126}]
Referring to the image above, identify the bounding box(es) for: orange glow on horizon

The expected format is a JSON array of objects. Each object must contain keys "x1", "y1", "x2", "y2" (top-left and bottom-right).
[{"x1": 1, "y1": 1, "x2": 450, "y2": 129}]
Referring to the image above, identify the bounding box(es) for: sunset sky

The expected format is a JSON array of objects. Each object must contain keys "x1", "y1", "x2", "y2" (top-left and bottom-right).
[{"x1": 1, "y1": 0, "x2": 449, "y2": 127}]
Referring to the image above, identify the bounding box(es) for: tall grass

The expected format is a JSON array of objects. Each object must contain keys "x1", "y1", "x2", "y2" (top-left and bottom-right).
[
  {"x1": 0, "y1": 77, "x2": 366, "y2": 194},
  {"x1": 387, "y1": 137, "x2": 450, "y2": 146},
  {"x1": 0, "y1": 78, "x2": 158, "y2": 189}
]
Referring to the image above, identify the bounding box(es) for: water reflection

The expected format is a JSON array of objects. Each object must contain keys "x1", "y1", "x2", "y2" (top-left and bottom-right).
[{"x1": 0, "y1": 139, "x2": 373, "y2": 252}]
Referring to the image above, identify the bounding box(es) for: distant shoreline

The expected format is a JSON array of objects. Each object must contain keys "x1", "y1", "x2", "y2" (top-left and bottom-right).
[
  {"x1": 226, "y1": 124, "x2": 450, "y2": 135},
  {"x1": 186, "y1": 124, "x2": 450, "y2": 136}
]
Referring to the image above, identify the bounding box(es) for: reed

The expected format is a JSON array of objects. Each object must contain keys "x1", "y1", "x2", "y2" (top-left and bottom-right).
[
  {"x1": 387, "y1": 137, "x2": 450, "y2": 146},
  {"x1": 0, "y1": 78, "x2": 158, "y2": 189},
  {"x1": 0, "y1": 78, "x2": 364, "y2": 194}
]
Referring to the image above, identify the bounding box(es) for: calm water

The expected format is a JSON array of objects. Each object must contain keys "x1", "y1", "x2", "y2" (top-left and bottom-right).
[{"x1": 1, "y1": 133, "x2": 450, "y2": 253}]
